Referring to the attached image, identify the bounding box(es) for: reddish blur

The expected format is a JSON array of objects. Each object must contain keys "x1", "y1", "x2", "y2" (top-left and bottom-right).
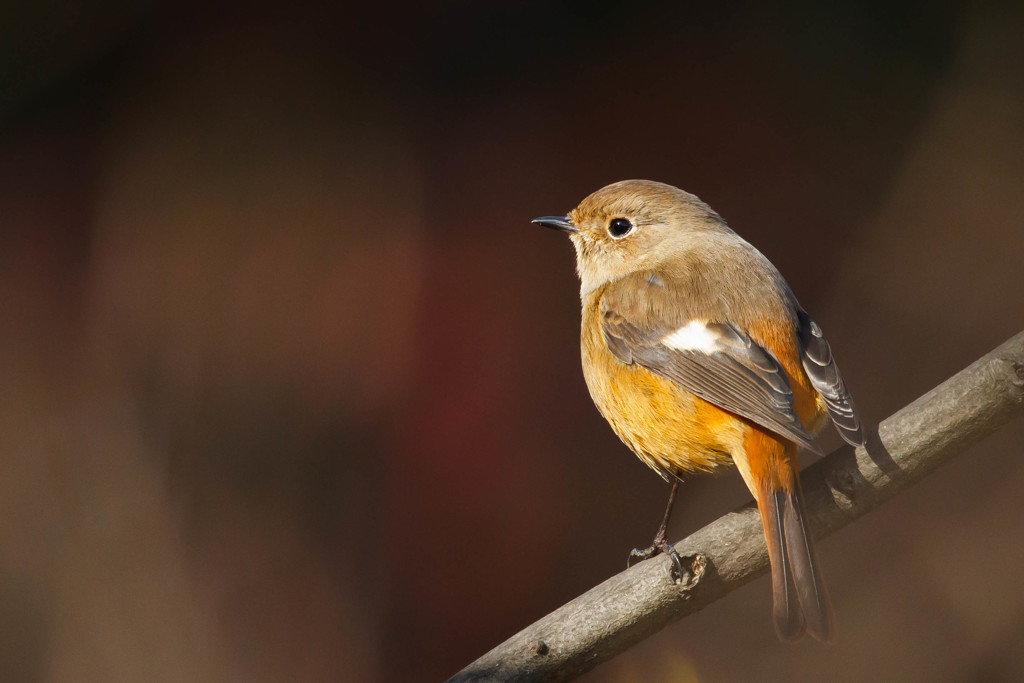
[{"x1": 2, "y1": 1, "x2": 1023, "y2": 681}]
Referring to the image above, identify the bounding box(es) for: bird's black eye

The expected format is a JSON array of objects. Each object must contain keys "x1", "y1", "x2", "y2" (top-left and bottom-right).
[{"x1": 608, "y1": 217, "x2": 633, "y2": 238}]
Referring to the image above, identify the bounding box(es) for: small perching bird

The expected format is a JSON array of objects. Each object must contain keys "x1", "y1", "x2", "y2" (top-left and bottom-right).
[{"x1": 534, "y1": 180, "x2": 864, "y2": 641}]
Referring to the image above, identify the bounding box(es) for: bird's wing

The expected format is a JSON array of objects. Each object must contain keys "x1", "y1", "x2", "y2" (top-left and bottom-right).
[
  {"x1": 600, "y1": 274, "x2": 822, "y2": 454},
  {"x1": 796, "y1": 310, "x2": 865, "y2": 447}
]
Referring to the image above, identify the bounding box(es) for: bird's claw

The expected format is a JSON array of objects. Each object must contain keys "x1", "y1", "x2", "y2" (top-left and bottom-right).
[{"x1": 627, "y1": 538, "x2": 684, "y2": 581}]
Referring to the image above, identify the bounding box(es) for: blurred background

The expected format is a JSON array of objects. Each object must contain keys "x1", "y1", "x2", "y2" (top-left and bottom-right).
[{"x1": 2, "y1": 0, "x2": 1023, "y2": 681}]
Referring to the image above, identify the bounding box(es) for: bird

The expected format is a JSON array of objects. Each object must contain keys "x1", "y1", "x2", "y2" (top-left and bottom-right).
[{"x1": 534, "y1": 179, "x2": 864, "y2": 642}]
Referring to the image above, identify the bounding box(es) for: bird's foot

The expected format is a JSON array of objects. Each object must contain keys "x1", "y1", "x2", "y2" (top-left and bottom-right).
[{"x1": 627, "y1": 536, "x2": 683, "y2": 581}]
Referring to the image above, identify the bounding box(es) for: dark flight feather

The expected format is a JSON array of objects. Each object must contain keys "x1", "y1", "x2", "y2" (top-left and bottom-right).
[{"x1": 796, "y1": 310, "x2": 865, "y2": 447}]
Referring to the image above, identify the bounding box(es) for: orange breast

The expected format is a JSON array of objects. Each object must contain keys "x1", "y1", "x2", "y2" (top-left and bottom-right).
[{"x1": 580, "y1": 300, "x2": 740, "y2": 479}]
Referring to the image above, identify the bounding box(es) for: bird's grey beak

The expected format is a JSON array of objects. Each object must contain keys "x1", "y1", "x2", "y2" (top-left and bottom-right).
[{"x1": 532, "y1": 215, "x2": 578, "y2": 233}]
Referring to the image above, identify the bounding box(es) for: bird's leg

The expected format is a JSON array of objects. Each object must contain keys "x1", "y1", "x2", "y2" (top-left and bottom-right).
[{"x1": 628, "y1": 479, "x2": 683, "y2": 580}]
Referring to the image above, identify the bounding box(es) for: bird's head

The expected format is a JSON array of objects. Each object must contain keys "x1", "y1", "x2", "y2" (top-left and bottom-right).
[{"x1": 534, "y1": 179, "x2": 727, "y2": 295}]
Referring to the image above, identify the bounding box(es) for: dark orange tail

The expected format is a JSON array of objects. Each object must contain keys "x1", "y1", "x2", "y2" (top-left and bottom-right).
[
  {"x1": 747, "y1": 433, "x2": 834, "y2": 642},
  {"x1": 758, "y1": 484, "x2": 834, "y2": 641}
]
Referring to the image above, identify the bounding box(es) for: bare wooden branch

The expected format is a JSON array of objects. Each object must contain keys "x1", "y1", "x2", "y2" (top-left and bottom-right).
[{"x1": 449, "y1": 331, "x2": 1024, "y2": 682}]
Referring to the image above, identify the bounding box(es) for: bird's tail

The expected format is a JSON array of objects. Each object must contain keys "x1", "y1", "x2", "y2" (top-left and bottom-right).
[
  {"x1": 758, "y1": 482, "x2": 834, "y2": 641},
  {"x1": 744, "y1": 432, "x2": 834, "y2": 641}
]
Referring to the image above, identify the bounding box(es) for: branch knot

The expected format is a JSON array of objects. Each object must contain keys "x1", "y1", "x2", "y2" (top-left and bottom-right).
[{"x1": 674, "y1": 552, "x2": 707, "y2": 592}]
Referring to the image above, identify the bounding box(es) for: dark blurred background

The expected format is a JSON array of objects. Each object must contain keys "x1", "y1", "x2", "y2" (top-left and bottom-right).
[{"x1": 2, "y1": 0, "x2": 1024, "y2": 681}]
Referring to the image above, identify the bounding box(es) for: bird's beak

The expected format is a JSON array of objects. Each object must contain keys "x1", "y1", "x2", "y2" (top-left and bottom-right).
[{"x1": 532, "y1": 215, "x2": 578, "y2": 233}]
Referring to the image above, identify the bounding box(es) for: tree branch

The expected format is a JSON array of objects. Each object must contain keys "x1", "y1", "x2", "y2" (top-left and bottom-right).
[{"x1": 449, "y1": 331, "x2": 1024, "y2": 682}]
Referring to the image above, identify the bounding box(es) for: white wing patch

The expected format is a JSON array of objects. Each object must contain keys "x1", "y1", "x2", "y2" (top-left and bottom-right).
[{"x1": 662, "y1": 321, "x2": 718, "y2": 353}]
